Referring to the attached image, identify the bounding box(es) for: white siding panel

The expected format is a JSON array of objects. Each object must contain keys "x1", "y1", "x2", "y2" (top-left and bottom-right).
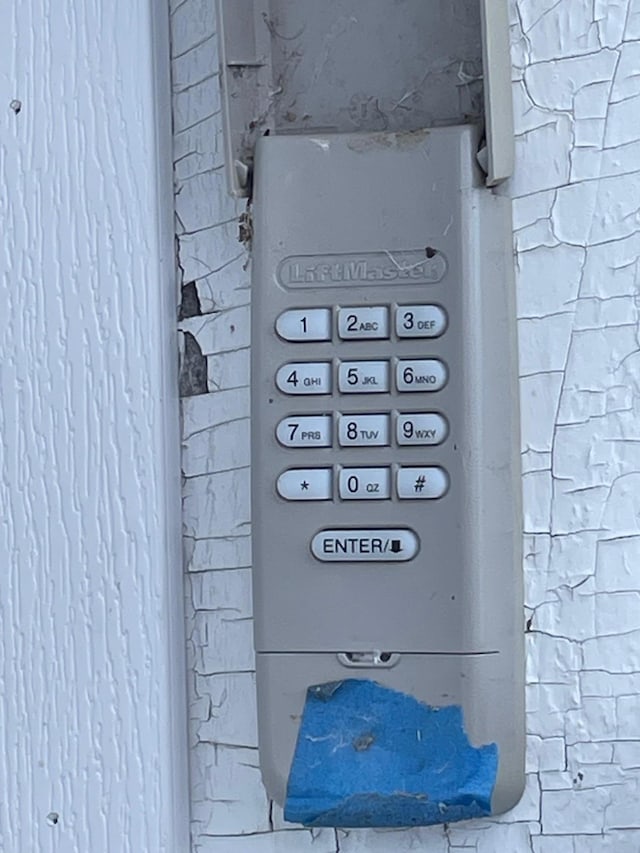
[{"x1": 0, "y1": 1, "x2": 189, "y2": 851}]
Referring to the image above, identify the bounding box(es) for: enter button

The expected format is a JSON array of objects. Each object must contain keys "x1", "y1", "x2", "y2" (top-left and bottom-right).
[{"x1": 311, "y1": 529, "x2": 419, "y2": 562}]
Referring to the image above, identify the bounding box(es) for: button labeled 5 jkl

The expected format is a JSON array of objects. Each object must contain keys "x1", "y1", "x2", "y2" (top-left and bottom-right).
[{"x1": 338, "y1": 361, "x2": 389, "y2": 393}]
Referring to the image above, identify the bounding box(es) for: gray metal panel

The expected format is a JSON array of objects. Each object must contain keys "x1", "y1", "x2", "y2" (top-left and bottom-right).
[
  {"x1": 267, "y1": 0, "x2": 483, "y2": 134},
  {"x1": 252, "y1": 127, "x2": 521, "y2": 653},
  {"x1": 217, "y1": 0, "x2": 513, "y2": 195}
]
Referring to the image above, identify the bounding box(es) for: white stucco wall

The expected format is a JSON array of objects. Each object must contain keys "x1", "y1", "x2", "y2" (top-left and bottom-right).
[
  {"x1": 174, "y1": 1, "x2": 640, "y2": 851},
  {"x1": 0, "y1": 1, "x2": 189, "y2": 851}
]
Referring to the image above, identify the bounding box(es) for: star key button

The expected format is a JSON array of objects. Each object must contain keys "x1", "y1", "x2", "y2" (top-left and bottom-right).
[{"x1": 277, "y1": 468, "x2": 332, "y2": 501}]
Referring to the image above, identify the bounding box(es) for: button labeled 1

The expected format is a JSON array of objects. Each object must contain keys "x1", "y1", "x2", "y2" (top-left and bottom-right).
[
  {"x1": 277, "y1": 468, "x2": 332, "y2": 500},
  {"x1": 338, "y1": 361, "x2": 389, "y2": 393},
  {"x1": 339, "y1": 468, "x2": 391, "y2": 500},
  {"x1": 396, "y1": 360, "x2": 447, "y2": 392},
  {"x1": 277, "y1": 415, "x2": 332, "y2": 447},
  {"x1": 276, "y1": 308, "x2": 332, "y2": 342},
  {"x1": 396, "y1": 305, "x2": 447, "y2": 338},
  {"x1": 338, "y1": 306, "x2": 389, "y2": 340},
  {"x1": 338, "y1": 414, "x2": 390, "y2": 446},
  {"x1": 276, "y1": 362, "x2": 332, "y2": 395}
]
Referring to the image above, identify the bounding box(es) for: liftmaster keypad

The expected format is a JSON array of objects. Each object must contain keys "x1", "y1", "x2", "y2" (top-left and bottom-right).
[{"x1": 251, "y1": 127, "x2": 524, "y2": 814}]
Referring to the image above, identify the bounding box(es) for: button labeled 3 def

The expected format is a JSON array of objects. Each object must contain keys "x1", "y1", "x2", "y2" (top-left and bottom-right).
[
  {"x1": 311, "y1": 528, "x2": 419, "y2": 562},
  {"x1": 396, "y1": 305, "x2": 447, "y2": 338}
]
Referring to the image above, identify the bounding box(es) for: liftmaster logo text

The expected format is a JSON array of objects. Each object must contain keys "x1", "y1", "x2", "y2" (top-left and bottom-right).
[{"x1": 277, "y1": 250, "x2": 447, "y2": 288}]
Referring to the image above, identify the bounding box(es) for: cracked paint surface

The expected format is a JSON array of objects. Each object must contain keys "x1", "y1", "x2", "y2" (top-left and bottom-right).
[{"x1": 172, "y1": 0, "x2": 640, "y2": 849}]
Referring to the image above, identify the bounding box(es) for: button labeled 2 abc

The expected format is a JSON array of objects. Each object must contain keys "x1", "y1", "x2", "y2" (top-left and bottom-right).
[{"x1": 338, "y1": 306, "x2": 389, "y2": 340}]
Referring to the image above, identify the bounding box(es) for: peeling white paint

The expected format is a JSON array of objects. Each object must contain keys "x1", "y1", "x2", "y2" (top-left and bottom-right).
[{"x1": 173, "y1": 0, "x2": 640, "y2": 849}]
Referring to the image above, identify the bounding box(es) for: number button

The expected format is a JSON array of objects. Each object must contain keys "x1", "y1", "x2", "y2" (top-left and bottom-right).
[
  {"x1": 396, "y1": 305, "x2": 447, "y2": 338},
  {"x1": 276, "y1": 309, "x2": 332, "y2": 342},
  {"x1": 397, "y1": 413, "x2": 448, "y2": 446},
  {"x1": 338, "y1": 361, "x2": 389, "y2": 393},
  {"x1": 338, "y1": 306, "x2": 389, "y2": 340},
  {"x1": 339, "y1": 468, "x2": 391, "y2": 500},
  {"x1": 276, "y1": 415, "x2": 333, "y2": 447},
  {"x1": 396, "y1": 359, "x2": 447, "y2": 392},
  {"x1": 338, "y1": 414, "x2": 390, "y2": 447},
  {"x1": 397, "y1": 467, "x2": 449, "y2": 499},
  {"x1": 276, "y1": 362, "x2": 332, "y2": 395},
  {"x1": 277, "y1": 468, "x2": 332, "y2": 501}
]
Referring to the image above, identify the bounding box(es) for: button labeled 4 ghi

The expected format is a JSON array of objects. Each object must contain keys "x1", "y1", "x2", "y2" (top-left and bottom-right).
[{"x1": 276, "y1": 362, "x2": 332, "y2": 395}]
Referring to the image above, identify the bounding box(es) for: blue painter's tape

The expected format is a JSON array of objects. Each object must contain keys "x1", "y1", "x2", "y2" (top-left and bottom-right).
[{"x1": 284, "y1": 679, "x2": 498, "y2": 828}]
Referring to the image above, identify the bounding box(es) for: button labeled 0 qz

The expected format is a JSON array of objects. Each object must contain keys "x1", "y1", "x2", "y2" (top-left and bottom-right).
[{"x1": 339, "y1": 467, "x2": 391, "y2": 500}]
